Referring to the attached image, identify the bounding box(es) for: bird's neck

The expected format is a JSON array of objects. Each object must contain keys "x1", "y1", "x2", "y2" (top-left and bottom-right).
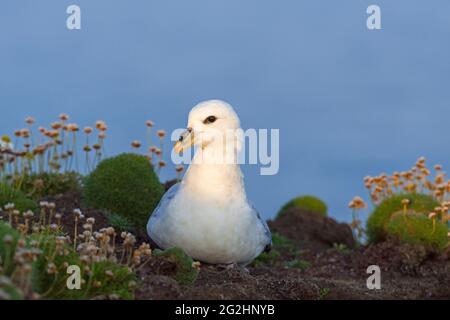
[{"x1": 182, "y1": 143, "x2": 246, "y2": 203}]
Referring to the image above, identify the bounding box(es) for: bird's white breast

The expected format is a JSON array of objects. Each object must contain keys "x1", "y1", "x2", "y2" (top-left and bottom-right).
[{"x1": 148, "y1": 169, "x2": 268, "y2": 264}]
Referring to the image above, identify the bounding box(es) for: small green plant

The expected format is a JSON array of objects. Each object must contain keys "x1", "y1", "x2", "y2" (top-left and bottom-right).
[
  {"x1": 153, "y1": 247, "x2": 199, "y2": 285},
  {"x1": 387, "y1": 212, "x2": 448, "y2": 251},
  {"x1": 84, "y1": 153, "x2": 164, "y2": 231},
  {"x1": 31, "y1": 233, "x2": 81, "y2": 299},
  {"x1": 278, "y1": 195, "x2": 327, "y2": 217},
  {"x1": 253, "y1": 249, "x2": 281, "y2": 266},
  {"x1": 318, "y1": 287, "x2": 330, "y2": 300},
  {"x1": 253, "y1": 233, "x2": 290, "y2": 266},
  {"x1": 253, "y1": 233, "x2": 307, "y2": 268},
  {"x1": 366, "y1": 193, "x2": 439, "y2": 243},
  {"x1": 0, "y1": 202, "x2": 152, "y2": 300},
  {"x1": 332, "y1": 243, "x2": 352, "y2": 255},
  {"x1": 107, "y1": 212, "x2": 135, "y2": 232},
  {"x1": 0, "y1": 184, "x2": 37, "y2": 213},
  {"x1": 285, "y1": 259, "x2": 310, "y2": 271},
  {"x1": 31, "y1": 235, "x2": 136, "y2": 300},
  {"x1": 18, "y1": 172, "x2": 82, "y2": 199},
  {"x1": 270, "y1": 233, "x2": 298, "y2": 252}
]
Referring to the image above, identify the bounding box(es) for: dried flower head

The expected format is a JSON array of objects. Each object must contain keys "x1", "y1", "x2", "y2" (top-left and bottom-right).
[
  {"x1": 131, "y1": 140, "x2": 141, "y2": 149},
  {"x1": 4, "y1": 203, "x2": 15, "y2": 210},
  {"x1": 95, "y1": 120, "x2": 107, "y2": 131},
  {"x1": 59, "y1": 113, "x2": 70, "y2": 121},
  {"x1": 25, "y1": 117, "x2": 35, "y2": 125},
  {"x1": 192, "y1": 261, "x2": 201, "y2": 270},
  {"x1": 157, "y1": 130, "x2": 166, "y2": 138},
  {"x1": 348, "y1": 196, "x2": 367, "y2": 209}
]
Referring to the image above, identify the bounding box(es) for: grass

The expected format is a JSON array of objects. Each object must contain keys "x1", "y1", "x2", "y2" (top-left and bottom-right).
[
  {"x1": 153, "y1": 247, "x2": 200, "y2": 285},
  {"x1": 253, "y1": 232, "x2": 309, "y2": 270}
]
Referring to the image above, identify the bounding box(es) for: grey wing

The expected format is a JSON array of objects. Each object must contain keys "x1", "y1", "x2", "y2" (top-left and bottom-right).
[
  {"x1": 249, "y1": 201, "x2": 272, "y2": 252},
  {"x1": 147, "y1": 183, "x2": 180, "y2": 247},
  {"x1": 151, "y1": 183, "x2": 180, "y2": 219}
]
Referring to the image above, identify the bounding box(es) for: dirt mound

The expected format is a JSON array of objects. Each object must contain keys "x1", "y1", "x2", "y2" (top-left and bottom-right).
[
  {"x1": 268, "y1": 208, "x2": 355, "y2": 255},
  {"x1": 355, "y1": 240, "x2": 450, "y2": 277}
]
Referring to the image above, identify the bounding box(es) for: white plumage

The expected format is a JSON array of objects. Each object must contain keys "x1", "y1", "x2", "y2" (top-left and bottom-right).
[{"x1": 147, "y1": 100, "x2": 271, "y2": 265}]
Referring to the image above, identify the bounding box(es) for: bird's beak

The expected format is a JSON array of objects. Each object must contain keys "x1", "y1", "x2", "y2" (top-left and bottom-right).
[{"x1": 174, "y1": 128, "x2": 194, "y2": 154}]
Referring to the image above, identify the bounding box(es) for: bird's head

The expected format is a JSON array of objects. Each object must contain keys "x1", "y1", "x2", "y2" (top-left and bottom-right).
[{"x1": 174, "y1": 100, "x2": 241, "y2": 154}]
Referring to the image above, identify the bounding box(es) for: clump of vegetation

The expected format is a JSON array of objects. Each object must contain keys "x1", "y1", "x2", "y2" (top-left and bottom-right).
[
  {"x1": 0, "y1": 276, "x2": 23, "y2": 300},
  {"x1": 285, "y1": 259, "x2": 310, "y2": 271},
  {"x1": 0, "y1": 202, "x2": 153, "y2": 300},
  {"x1": 0, "y1": 221, "x2": 20, "y2": 275},
  {"x1": 387, "y1": 212, "x2": 448, "y2": 251},
  {"x1": 332, "y1": 243, "x2": 352, "y2": 255},
  {"x1": 18, "y1": 172, "x2": 82, "y2": 200},
  {"x1": 366, "y1": 193, "x2": 439, "y2": 243},
  {"x1": 153, "y1": 247, "x2": 200, "y2": 285},
  {"x1": 318, "y1": 287, "x2": 330, "y2": 300},
  {"x1": 84, "y1": 153, "x2": 164, "y2": 231},
  {"x1": 253, "y1": 245, "x2": 280, "y2": 266},
  {"x1": 31, "y1": 234, "x2": 137, "y2": 300},
  {"x1": 107, "y1": 212, "x2": 135, "y2": 233},
  {"x1": 278, "y1": 195, "x2": 327, "y2": 217},
  {"x1": 349, "y1": 157, "x2": 450, "y2": 249},
  {"x1": 253, "y1": 233, "x2": 309, "y2": 270},
  {"x1": 0, "y1": 184, "x2": 37, "y2": 213},
  {"x1": 254, "y1": 233, "x2": 295, "y2": 266}
]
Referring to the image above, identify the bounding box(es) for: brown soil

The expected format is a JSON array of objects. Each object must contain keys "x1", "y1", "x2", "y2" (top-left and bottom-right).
[
  {"x1": 2, "y1": 193, "x2": 450, "y2": 300},
  {"x1": 268, "y1": 208, "x2": 356, "y2": 256}
]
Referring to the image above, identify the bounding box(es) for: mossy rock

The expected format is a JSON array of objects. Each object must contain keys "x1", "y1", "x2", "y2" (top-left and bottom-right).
[
  {"x1": 153, "y1": 247, "x2": 199, "y2": 285},
  {"x1": 0, "y1": 184, "x2": 37, "y2": 213},
  {"x1": 84, "y1": 153, "x2": 164, "y2": 231},
  {"x1": 0, "y1": 276, "x2": 23, "y2": 300},
  {"x1": 278, "y1": 195, "x2": 327, "y2": 217},
  {"x1": 0, "y1": 222, "x2": 20, "y2": 276},
  {"x1": 367, "y1": 193, "x2": 439, "y2": 244},
  {"x1": 387, "y1": 211, "x2": 448, "y2": 251}
]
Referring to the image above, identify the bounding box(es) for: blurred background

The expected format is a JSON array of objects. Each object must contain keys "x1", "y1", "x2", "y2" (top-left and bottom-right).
[{"x1": 1, "y1": 0, "x2": 450, "y2": 222}]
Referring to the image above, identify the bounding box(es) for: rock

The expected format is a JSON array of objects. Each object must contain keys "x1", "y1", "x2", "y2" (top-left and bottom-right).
[{"x1": 268, "y1": 208, "x2": 355, "y2": 254}]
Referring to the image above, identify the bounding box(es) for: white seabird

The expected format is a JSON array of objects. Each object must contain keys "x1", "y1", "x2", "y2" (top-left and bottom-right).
[{"x1": 147, "y1": 100, "x2": 272, "y2": 265}]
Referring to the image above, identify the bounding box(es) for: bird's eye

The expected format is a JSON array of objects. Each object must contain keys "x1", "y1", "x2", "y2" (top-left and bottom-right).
[{"x1": 203, "y1": 116, "x2": 217, "y2": 124}]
